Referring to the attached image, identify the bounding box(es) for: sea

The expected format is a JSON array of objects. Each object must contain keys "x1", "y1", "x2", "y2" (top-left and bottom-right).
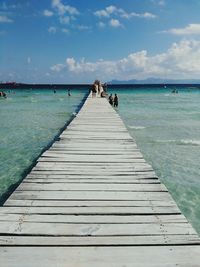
[
  {"x1": 0, "y1": 86, "x2": 200, "y2": 234},
  {"x1": 0, "y1": 89, "x2": 87, "y2": 200}
]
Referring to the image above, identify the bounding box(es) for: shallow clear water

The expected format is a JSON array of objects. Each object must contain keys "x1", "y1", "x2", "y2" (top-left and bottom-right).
[
  {"x1": 110, "y1": 87, "x2": 200, "y2": 234},
  {"x1": 0, "y1": 89, "x2": 86, "y2": 199}
]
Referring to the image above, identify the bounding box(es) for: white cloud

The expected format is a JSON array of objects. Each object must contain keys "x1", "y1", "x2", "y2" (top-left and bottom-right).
[
  {"x1": 0, "y1": 15, "x2": 13, "y2": 23},
  {"x1": 76, "y1": 25, "x2": 91, "y2": 31},
  {"x1": 94, "y1": 5, "x2": 156, "y2": 20},
  {"x1": 94, "y1": 9, "x2": 109, "y2": 18},
  {"x1": 50, "y1": 63, "x2": 65, "y2": 72},
  {"x1": 158, "y1": 0, "x2": 166, "y2": 6},
  {"x1": 135, "y1": 12, "x2": 157, "y2": 19},
  {"x1": 121, "y1": 11, "x2": 156, "y2": 19},
  {"x1": 109, "y1": 19, "x2": 122, "y2": 28},
  {"x1": 98, "y1": 22, "x2": 106, "y2": 28},
  {"x1": 48, "y1": 26, "x2": 57, "y2": 33},
  {"x1": 52, "y1": 0, "x2": 79, "y2": 15},
  {"x1": 66, "y1": 58, "x2": 76, "y2": 71},
  {"x1": 61, "y1": 28, "x2": 69, "y2": 33},
  {"x1": 94, "y1": 5, "x2": 117, "y2": 18},
  {"x1": 59, "y1": 16, "x2": 70, "y2": 24},
  {"x1": 151, "y1": 0, "x2": 165, "y2": 6},
  {"x1": 164, "y1": 24, "x2": 200, "y2": 35},
  {"x1": 46, "y1": 0, "x2": 79, "y2": 32},
  {"x1": 106, "y1": 5, "x2": 117, "y2": 14},
  {"x1": 50, "y1": 40, "x2": 200, "y2": 81},
  {"x1": 43, "y1": 9, "x2": 54, "y2": 17}
]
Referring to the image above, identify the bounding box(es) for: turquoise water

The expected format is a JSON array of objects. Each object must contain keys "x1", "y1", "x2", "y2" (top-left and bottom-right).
[
  {"x1": 111, "y1": 87, "x2": 200, "y2": 234},
  {"x1": 0, "y1": 89, "x2": 86, "y2": 200}
]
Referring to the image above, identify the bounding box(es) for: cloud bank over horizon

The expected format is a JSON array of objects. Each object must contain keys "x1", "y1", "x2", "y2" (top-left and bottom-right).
[{"x1": 50, "y1": 40, "x2": 200, "y2": 82}]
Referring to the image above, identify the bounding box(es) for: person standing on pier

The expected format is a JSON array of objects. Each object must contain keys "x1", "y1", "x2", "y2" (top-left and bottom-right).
[
  {"x1": 103, "y1": 83, "x2": 107, "y2": 92},
  {"x1": 113, "y1": 93, "x2": 118, "y2": 108},
  {"x1": 108, "y1": 94, "x2": 113, "y2": 106},
  {"x1": 91, "y1": 83, "x2": 97, "y2": 97}
]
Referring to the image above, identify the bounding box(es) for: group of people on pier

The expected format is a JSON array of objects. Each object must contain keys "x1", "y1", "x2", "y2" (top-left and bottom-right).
[
  {"x1": 108, "y1": 93, "x2": 118, "y2": 107},
  {"x1": 91, "y1": 80, "x2": 107, "y2": 98},
  {"x1": 91, "y1": 80, "x2": 119, "y2": 107}
]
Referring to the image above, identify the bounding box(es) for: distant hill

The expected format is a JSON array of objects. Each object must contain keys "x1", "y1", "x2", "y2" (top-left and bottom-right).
[{"x1": 108, "y1": 78, "x2": 200, "y2": 84}]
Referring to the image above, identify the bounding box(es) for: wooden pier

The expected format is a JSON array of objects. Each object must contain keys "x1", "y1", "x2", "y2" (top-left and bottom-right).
[{"x1": 1, "y1": 95, "x2": 200, "y2": 266}]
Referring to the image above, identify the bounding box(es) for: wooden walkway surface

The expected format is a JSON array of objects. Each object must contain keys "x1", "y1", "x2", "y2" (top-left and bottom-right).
[{"x1": 1, "y1": 95, "x2": 200, "y2": 266}]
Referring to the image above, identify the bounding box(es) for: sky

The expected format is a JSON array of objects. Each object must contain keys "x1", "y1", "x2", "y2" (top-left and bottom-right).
[{"x1": 1, "y1": 0, "x2": 200, "y2": 83}]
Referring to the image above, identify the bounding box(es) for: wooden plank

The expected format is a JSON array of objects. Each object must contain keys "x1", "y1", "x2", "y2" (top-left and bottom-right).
[
  {"x1": 0, "y1": 222, "x2": 195, "y2": 236},
  {"x1": 42, "y1": 151, "x2": 144, "y2": 157},
  {"x1": 51, "y1": 145, "x2": 138, "y2": 150},
  {"x1": 33, "y1": 167, "x2": 154, "y2": 173},
  {"x1": 33, "y1": 163, "x2": 152, "y2": 168},
  {"x1": 25, "y1": 174, "x2": 159, "y2": 180},
  {"x1": 4, "y1": 199, "x2": 176, "y2": 207},
  {"x1": 8, "y1": 191, "x2": 174, "y2": 201},
  {"x1": 26, "y1": 172, "x2": 157, "y2": 178},
  {"x1": 16, "y1": 183, "x2": 167, "y2": 192},
  {"x1": 31, "y1": 171, "x2": 155, "y2": 176},
  {"x1": 0, "y1": 206, "x2": 180, "y2": 215},
  {"x1": 23, "y1": 179, "x2": 160, "y2": 184},
  {"x1": 37, "y1": 158, "x2": 147, "y2": 163},
  {"x1": 38, "y1": 158, "x2": 146, "y2": 164},
  {"x1": 1, "y1": 235, "x2": 200, "y2": 246},
  {"x1": 1, "y1": 246, "x2": 200, "y2": 267},
  {"x1": 60, "y1": 132, "x2": 132, "y2": 137},
  {"x1": 59, "y1": 138, "x2": 135, "y2": 143},
  {"x1": 35, "y1": 161, "x2": 151, "y2": 166},
  {"x1": 43, "y1": 151, "x2": 142, "y2": 156},
  {"x1": 0, "y1": 214, "x2": 187, "y2": 223},
  {"x1": 55, "y1": 143, "x2": 136, "y2": 148},
  {"x1": 27, "y1": 173, "x2": 157, "y2": 178}
]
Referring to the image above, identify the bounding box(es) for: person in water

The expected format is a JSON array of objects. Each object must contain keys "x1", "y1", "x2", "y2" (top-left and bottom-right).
[
  {"x1": 108, "y1": 94, "x2": 113, "y2": 105},
  {"x1": 68, "y1": 89, "x2": 71, "y2": 96},
  {"x1": 171, "y1": 89, "x2": 178, "y2": 94},
  {"x1": 0, "y1": 91, "x2": 7, "y2": 98},
  {"x1": 113, "y1": 93, "x2": 118, "y2": 107}
]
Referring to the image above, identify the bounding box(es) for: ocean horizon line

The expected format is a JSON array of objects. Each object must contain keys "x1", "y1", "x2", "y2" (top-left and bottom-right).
[{"x1": 1, "y1": 82, "x2": 200, "y2": 90}]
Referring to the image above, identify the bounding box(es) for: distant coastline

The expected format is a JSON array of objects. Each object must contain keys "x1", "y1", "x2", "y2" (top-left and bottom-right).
[
  {"x1": 108, "y1": 78, "x2": 200, "y2": 85},
  {"x1": 0, "y1": 83, "x2": 90, "y2": 90},
  {"x1": 1, "y1": 82, "x2": 200, "y2": 90}
]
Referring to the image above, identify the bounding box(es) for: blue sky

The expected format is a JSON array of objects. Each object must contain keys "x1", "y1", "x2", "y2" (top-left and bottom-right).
[{"x1": 1, "y1": 0, "x2": 200, "y2": 83}]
